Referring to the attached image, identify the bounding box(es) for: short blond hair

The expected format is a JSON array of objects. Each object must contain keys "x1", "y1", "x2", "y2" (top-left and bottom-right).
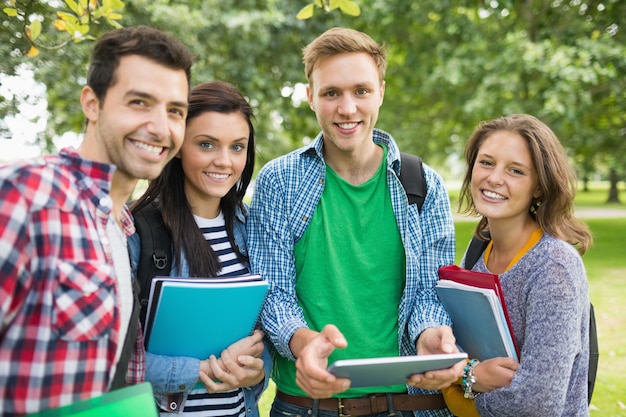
[{"x1": 302, "y1": 27, "x2": 387, "y2": 84}]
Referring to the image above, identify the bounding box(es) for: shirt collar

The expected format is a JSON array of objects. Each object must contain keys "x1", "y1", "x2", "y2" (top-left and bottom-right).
[
  {"x1": 59, "y1": 146, "x2": 119, "y2": 217},
  {"x1": 60, "y1": 147, "x2": 116, "y2": 193},
  {"x1": 299, "y1": 128, "x2": 402, "y2": 175}
]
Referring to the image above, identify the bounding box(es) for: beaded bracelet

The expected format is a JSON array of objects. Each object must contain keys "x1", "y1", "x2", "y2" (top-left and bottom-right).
[{"x1": 462, "y1": 359, "x2": 479, "y2": 399}]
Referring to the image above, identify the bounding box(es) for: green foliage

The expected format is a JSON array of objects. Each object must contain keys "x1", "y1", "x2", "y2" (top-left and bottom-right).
[
  {"x1": 0, "y1": 0, "x2": 624, "y2": 194},
  {"x1": 2, "y1": 0, "x2": 124, "y2": 57}
]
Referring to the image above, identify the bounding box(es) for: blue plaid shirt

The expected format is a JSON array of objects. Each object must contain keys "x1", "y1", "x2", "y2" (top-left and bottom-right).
[{"x1": 248, "y1": 130, "x2": 455, "y2": 413}]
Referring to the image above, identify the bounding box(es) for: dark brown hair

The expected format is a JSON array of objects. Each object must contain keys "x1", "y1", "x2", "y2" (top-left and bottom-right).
[
  {"x1": 87, "y1": 26, "x2": 193, "y2": 103},
  {"x1": 131, "y1": 81, "x2": 255, "y2": 276}
]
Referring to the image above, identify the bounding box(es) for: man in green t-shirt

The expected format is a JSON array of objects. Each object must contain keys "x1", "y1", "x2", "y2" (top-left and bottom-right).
[{"x1": 248, "y1": 27, "x2": 464, "y2": 417}]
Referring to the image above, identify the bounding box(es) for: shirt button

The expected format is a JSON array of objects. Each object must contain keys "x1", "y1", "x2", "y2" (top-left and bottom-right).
[
  {"x1": 178, "y1": 384, "x2": 186, "y2": 390},
  {"x1": 99, "y1": 197, "x2": 111, "y2": 209},
  {"x1": 169, "y1": 401, "x2": 178, "y2": 410}
]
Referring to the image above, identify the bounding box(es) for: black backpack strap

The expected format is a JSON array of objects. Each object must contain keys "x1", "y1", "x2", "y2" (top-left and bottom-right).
[
  {"x1": 463, "y1": 233, "x2": 490, "y2": 270},
  {"x1": 133, "y1": 203, "x2": 172, "y2": 328},
  {"x1": 109, "y1": 277, "x2": 140, "y2": 389},
  {"x1": 588, "y1": 302, "x2": 599, "y2": 404},
  {"x1": 399, "y1": 152, "x2": 427, "y2": 212}
]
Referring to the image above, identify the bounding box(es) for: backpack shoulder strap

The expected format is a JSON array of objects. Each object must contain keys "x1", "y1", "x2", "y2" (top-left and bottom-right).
[
  {"x1": 399, "y1": 152, "x2": 427, "y2": 213},
  {"x1": 463, "y1": 234, "x2": 490, "y2": 270},
  {"x1": 133, "y1": 203, "x2": 172, "y2": 327},
  {"x1": 588, "y1": 302, "x2": 599, "y2": 404}
]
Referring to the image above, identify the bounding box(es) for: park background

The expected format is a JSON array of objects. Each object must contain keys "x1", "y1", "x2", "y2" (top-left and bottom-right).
[{"x1": 1, "y1": 0, "x2": 625, "y2": 415}]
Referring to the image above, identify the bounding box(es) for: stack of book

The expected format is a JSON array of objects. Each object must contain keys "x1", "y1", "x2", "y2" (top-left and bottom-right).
[{"x1": 436, "y1": 265, "x2": 520, "y2": 361}]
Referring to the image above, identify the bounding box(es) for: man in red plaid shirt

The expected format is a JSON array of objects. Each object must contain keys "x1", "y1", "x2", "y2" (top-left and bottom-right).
[{"x1": 0, "y1": 26, "x2": 193, "y2": 416}]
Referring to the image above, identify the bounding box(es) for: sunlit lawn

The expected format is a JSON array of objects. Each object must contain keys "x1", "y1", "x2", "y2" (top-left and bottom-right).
[{"x1": 259, "y1": 183, "x2": 626, "y2": 416}]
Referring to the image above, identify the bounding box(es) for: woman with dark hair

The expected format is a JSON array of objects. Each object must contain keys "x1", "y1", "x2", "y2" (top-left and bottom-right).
[
  {"x1": 129, "y1": 81, "x2": 270, "y2": 416},
  {"x1": 446, "y1": 114, "x2": 591, "y2": 416}
]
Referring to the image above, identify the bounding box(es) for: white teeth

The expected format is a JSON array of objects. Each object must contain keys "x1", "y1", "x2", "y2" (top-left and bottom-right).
[
  {"x1": 337, "y1": 122, "x2": 358, "y2": 129},
  {"x1": 206, "y1": 173, "x2": 229, "y2": 180},
  {"x1": 483, "y1": 190, "x2": 506, "y2": 200},
  {"x1": 133, "y1": 141, "x2": 163, "y2": 155}
]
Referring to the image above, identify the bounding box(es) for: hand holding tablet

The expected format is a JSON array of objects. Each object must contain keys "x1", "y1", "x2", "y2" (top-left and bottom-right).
[{"x1": 327, "y1": 352, "x2": 468, "y2": 388}]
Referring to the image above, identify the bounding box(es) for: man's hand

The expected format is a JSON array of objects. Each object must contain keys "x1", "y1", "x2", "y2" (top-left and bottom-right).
[
  {"x1": 407, "y1": 326, "x2": 465, "y2": 390},
  {"x1": 292, "y1": 324, "x2": 350, "y2": 398}
]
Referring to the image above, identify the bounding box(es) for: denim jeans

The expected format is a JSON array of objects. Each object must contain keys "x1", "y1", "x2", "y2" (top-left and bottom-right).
[{"x1": 270, "y1": 397, "x2": 415, "y2": 417}]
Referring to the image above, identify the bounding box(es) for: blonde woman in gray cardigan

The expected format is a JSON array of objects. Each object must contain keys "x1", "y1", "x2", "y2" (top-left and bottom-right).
[{"x1": 456, "y1": 114, "x2": 592, "y2": 416}]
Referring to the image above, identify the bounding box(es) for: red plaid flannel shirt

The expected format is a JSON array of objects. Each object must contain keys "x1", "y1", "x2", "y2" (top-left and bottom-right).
[{"x1": 0, "y1": 148, "x2": 144, "y2": 416}]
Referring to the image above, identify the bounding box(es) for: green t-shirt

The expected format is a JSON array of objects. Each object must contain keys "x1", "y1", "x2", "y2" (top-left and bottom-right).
[{"x1": 273, "y1": 145, "x2": 407, "y2": 397}]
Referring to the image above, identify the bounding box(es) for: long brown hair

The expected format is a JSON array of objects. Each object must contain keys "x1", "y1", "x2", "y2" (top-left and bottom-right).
[
  {"x1": 131, "y1": 81, "x2": 255, "y2": 276},
  {"x1": 458, "y1": 114, "x2": 592, "y2": 254}
]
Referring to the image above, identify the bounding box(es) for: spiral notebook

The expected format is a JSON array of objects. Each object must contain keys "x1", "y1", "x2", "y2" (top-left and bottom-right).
[{"x1": 143, "y1": 275, "x2": 269, "y2": 359}]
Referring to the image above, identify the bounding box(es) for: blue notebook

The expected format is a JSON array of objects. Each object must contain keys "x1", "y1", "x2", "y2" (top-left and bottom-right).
[
  {"x1": 144, "y1": 275, "x2": 269, "y2": 359},
  {"x1": 436, "y1": 266, "x2": 519, "y2": 362},
  {"x1": 26, "y1": 383, "x2": 157, "y2": 417}
]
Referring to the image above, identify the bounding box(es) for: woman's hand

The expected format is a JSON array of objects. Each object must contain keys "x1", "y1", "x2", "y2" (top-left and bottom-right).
[
  {"x1": 472, "y1": 357, "x2": 519, "y2": 393},
  {"x1": 199, "y1": 349, "x2": 265, "y2": 392},
  {"x1": 225, "y1": 329, "x2": 264, "y2": 359},
  {"x1": 197, "y1": 330, "x2": 266, "y2": 392}
]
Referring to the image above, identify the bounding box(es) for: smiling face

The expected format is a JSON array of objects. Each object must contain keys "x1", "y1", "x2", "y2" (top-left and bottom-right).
[
  {"x1": 306, "y1": 52, "x2": 385, "y2": 158},
  {"x1": 180, "y1": 111, "x2": 250, "y2": 219},
  {"x1": 471, "y1": 130, "x2": 541, "y2": 223},
  {"x1": 80, "y1": 54, "x2": 189, "y2": 183}
]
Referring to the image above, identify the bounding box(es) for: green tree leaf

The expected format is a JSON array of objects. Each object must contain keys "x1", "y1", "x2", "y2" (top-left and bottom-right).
[
  {"x1": 64, "y1": 0, "x2": 80, "y2": 15},
  {"x1": 296, "y1": 4, "x2": 314, "y2": 20},
  {"x1": 3, "y1": 7, "x2": 18, "y2": 17},
  {"x1": 328, "y1": 0, "x2": 341, "y2": 11},
  {"x1": 29, "y1": 20, "x2": 42, "y2": 41},
  {"x1": 338, "y1": 0, "x2": 360, "y2": 16}
]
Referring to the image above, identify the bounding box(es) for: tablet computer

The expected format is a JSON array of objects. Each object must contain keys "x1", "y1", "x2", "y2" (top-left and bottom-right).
[{"x1": 327, "y1": 352, "x2": 468, "y2": 388}]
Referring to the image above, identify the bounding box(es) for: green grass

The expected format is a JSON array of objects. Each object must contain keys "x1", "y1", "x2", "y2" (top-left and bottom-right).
[
  {"x1": 575, "y1": 183, "x2": 624, "y2": 208},
  {"x1": 258, "y1": 186, "x2": 626, "y2": 416},
  {"x1": 583, "y1": 218, "x2": 626, "y2": 416}
]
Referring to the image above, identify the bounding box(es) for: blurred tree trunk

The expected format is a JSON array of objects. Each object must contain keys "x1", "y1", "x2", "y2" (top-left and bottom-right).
[
  {"x1": 582, "y1": 176, "x2": 589, "y2": 193},
  {"x1": 607, "y1": 168, "x2": 621, "y2": 203}
]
